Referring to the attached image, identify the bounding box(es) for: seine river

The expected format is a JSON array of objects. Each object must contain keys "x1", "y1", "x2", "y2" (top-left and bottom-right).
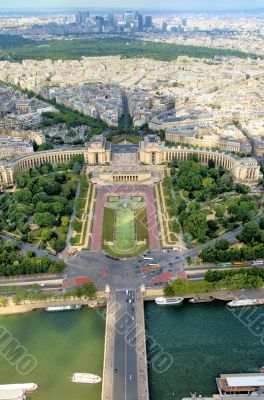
[
  {"x1": 0, "y1": 308, "x2": 105, "y2": 400},
  {"x1": 145, "y1": 300, "x2": 264, "y2": 400},
  {"x1": 1, "y1": 301, "x2": 264, "y2": 400}
]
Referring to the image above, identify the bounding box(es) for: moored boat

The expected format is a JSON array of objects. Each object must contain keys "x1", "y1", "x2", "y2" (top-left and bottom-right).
[
  {"x1": 189, "y1": 296, "x2": 214, "y2": 304},
  {"x1": 227, "y1": 299, "x2": 264, "y2": 307},
  {"x1": 0, "y1": 383, "x2": 38, "y2": 392},
  {"x1": 0, "y1": 389, "x2": 25, "y2": 400},
  {"x1": 72, "y1": 373, "x2": 101, "y2": 384},
  {"x1": 45, "y1": 305, "x2": 82, "y2": 312},
  {"x1": 155, "y1": 297, "x2": 184, "y2": 305}
]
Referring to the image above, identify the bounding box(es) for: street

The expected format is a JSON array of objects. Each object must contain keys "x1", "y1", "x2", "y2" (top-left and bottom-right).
[{"x1": 113, "y1": 290, "x2": 138, "y2": 400}]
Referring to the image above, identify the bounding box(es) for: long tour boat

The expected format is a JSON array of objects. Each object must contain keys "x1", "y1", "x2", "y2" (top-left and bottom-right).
[
  {"x1": 227, "y1": 299, "x2": 264, "y2": 307},
  {"x1": 155, "y1": 297, "x2": 184, "y2": 305},
  {"x1": 45, "y1": 305, "x2": 82, "y2": 312},
  {"x1": 0, "y1": 383, "x2": 38, "y2": 392},
  {"x1": 72, "y1": 373, "x2": 102, "y2": 384}
]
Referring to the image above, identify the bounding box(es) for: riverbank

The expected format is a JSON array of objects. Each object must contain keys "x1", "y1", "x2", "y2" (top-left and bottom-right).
[
  {"x1": 2, "y1": 286, "x2": 264, "y2": 316},
  {"x1": 0, "y1": 292, "x2": 106, "y2": 316},
  {"x1": 144, "y1": 287, "x2": 264, "y2": 301}
]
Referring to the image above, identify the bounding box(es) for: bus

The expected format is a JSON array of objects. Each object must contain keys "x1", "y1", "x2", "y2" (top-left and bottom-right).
[
  {"x1": 251, "y1": 260, "x2": 264, "y2": 267},
  {"x1": 232, "y1": 261, "x2": 245, "y2": 267},
  {"x1": 218, "y1": 262, "x2": 232, "y2": 268}
]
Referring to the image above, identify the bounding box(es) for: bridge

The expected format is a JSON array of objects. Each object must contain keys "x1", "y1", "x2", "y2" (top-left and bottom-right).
[{"x1": 102, "y1": 288, "x2": 149, "y2": 400}]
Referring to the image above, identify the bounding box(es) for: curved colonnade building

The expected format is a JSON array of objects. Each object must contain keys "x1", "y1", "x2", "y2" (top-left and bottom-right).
[{"x1": 0, "y1": 135, "x2": 260, "y2": 186}]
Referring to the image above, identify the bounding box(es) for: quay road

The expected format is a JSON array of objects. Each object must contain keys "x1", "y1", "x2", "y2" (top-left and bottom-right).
[{"x1": 102, "y1": 288, "x2": 149, "y2": 400}]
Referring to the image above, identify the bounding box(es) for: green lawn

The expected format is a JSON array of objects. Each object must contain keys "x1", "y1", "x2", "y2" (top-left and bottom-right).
[
  {"x1": 136, "y1": 207, "x2": 148, "y2": 243},
  {"x1": 102, "y1": 207, "x2": 115, "y2": 242},
  {"x1": 108, "y1": 196, "x2": 120, "y2": 202},
  {"x1": 114, "y1": 207, "x2": 135, "y2": 254},
  {"x1": 102, "y1": 203, "x2": 148, "y2": 257}
]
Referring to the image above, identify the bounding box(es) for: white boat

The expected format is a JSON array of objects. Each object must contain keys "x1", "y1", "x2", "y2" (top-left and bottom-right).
[
  {"x1": 0, "y1": 389, "x2": 25, "y2": 400},
  {"x1": 0, "y1": 383, "x2": 38, "y2": 392},
  {"x1": 72, "y1": 373, "x2": 102, "y2": 384},
  {"x1": 155, "y1": 297, "x2": 184, "y2": 305},
  {"x1": 227, "y1": 299, "x2": 264, "y2": 307},
  {"x1": 45, "y1": 305, "x2": 82, "y2": 312}
]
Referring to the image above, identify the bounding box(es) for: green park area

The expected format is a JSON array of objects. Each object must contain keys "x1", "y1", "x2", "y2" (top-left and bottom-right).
[
  {"x1": 0, "y1": 155, "x2": 85, "y2": 255},
  {"x1": 0, "y1": 36, "x2": 259, "y2": 61},
  {"x1": 167, "y1": 155, "x2": 264, "y2": 248},
  {"x1": 102, "y1": 196, "x2": 148, "y2": 257}
]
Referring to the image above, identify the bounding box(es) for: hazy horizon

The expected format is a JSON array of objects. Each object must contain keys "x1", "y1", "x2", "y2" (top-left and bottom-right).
[{"x1": 1, "y1": 0, "x2": 264, "y2": 11}]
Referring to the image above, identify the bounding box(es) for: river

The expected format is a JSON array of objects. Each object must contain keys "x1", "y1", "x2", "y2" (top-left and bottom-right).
[
  {"x1": 1, "y1": 300, "x2": 264, "y2": 400},
  {"x1": 0, "y1": 308, "x2": 105, "y2": 400},
  {"x1": 145, "y1": 300, "x2": 264, "y2": 400}
]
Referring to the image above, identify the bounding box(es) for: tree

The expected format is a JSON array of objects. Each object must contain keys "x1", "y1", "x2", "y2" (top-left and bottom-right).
[
  {"x1": 235, "y1": 184, "x2": 250, "y2": 194},
  {"x1": 32, "y1": 192, "x2": 50, "y2": 204},
  {"x1": 239, "y1": 221, "x2": 263, "y2": 244},
  {"x1": 36, "y1": 143, "x2": 54, "y2": 152},
  {"x1": 41, "y1": 162, "x2": 53, "y2": 175},
  {"x1": 33, "y1": 212, "x2": 57, "y2": 227},
  {"x1": 72, "y1": 162, "x2": 82, "y2": 174},
  {"x1": 35, "y1": 202, "x2": 51, "y2": 213},
  {"x1": 44, "y1": 181, "x2": 61, "y2": 196},
  {"x1": 216, "y1": 239, "x2": 230, "y2": 251},
  {"x1": 71, "y1": 219, "x2": 82, "y2": 232},
  {"x1": 183, "y1": 211, "x2": 207, "y2": 240},
  {"x1": 61, "y1": 216, "x2": 70, "y2": 227},
  {"x1": 41, "y1": 228, "x2": 53, "y2": 242},
  {"x1": 50, "y1": 238, "x2": 66, "y2": 253},
  {"x1": 13, "y1": 189, "x2": 32, "y2": 204},
  {"x1": 68, "y1": 155, "x2": 84, "y2": 170},
  {"x1": 52, "y1": 202, "x2": 64, "y2": 215},
  {"x1": 202, "y1": 177, "x2": 214, "y2": 188},
  {"x1": 14, "y1": 172, "x2": 28, "y2": 188},
  {"x1": 259, "y1": 218, "x2": 264, "y2": 230},
  {"x1": 220, "y1": 173, "x2": 233, "y2": 191}
]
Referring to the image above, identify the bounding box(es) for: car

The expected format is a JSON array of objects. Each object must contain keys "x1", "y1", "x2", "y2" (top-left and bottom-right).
[
  {"x1": 129, "y1": 374, "x2": 132, "y2": 380},
  {"x1": 114, "y1": 368, "x2": 117, "y2": 374}
]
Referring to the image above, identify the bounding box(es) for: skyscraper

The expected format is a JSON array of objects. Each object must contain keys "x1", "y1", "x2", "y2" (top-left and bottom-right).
[
  {"x1": 136, "y1": 12, "x2": 143, "y2": 31},
  {"x1": 107, "y1": 13, "x2": 115, "y2": 28},
  {"x1": 95, "y1": 16, "x2": 104, "y2": 32},
  {"x1": 75, "y1": 11, "x2": 89, "y2": 26},
  {"x1": 145, "y1": 16, "x2": 152, "y2": 28},
  {"x1": 162, "y1": 22, "x2": 168, "y2": 33},
  {"x1": 123, "y1": 11, "x2": 134, "y2": 27}
]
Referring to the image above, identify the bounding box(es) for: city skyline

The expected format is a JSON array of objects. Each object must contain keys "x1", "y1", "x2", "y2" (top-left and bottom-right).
[{"x1": 1, "y1": 0, "x2": 264, "y2": 10}]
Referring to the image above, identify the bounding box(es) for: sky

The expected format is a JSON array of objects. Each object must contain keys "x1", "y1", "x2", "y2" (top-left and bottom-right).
[{"x1": 1, "y1": 0, "x2": 264, "y2": 10}]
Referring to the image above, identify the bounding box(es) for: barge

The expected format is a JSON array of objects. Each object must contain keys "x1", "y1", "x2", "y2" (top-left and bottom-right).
[{"x1": 45, "y1": 305, "x2": 82, "y2": 312}]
